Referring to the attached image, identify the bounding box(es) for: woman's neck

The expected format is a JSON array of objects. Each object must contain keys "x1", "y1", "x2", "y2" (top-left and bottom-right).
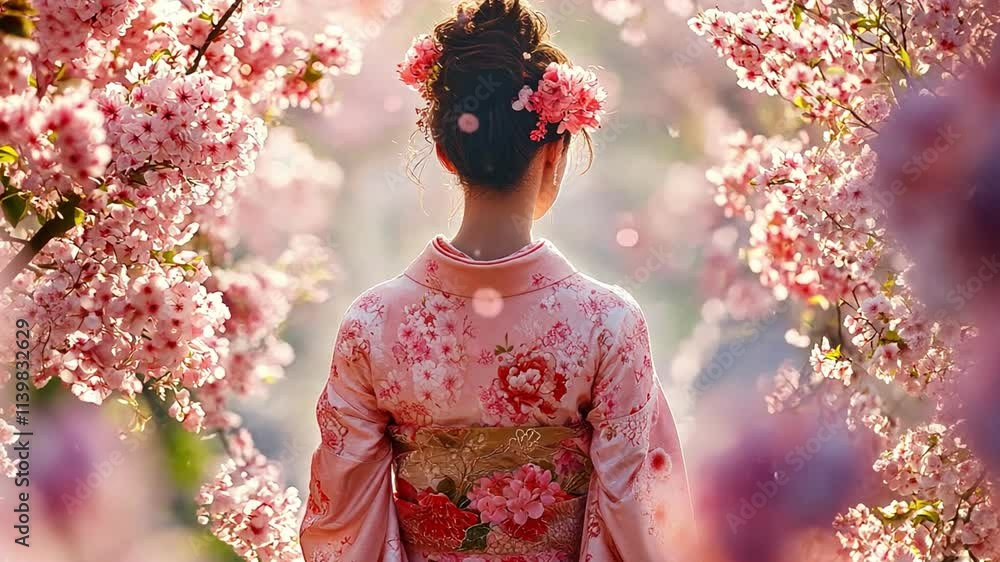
[{"x1": 450, "y1": 188, "x2": 535, "y2": 261}]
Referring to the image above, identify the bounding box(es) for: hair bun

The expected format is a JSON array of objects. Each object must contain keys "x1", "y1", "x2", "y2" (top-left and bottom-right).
[
  {"x1": 436, "y1": 0, "x2": 542, "y2": 84},
  {"x1": 414, "y1": 0, "x2": 588, "y2": 191}
]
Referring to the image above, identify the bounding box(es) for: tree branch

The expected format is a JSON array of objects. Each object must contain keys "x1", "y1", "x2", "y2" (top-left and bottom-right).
[
  {"x1": 1, "y1": 194, "x2": 81, "y2": 287},
  {"x1": 186, "y1": 0, "x2": 244, "y2": 76}
]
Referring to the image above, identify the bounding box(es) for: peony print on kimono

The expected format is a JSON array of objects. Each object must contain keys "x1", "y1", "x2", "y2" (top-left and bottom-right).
[
  {"x1": 395, "y1": 478, "x2": 480, "y2": 552},
  {"x1": 395, "y1": 463, "x2": 578, "y2": 557},
  {"x1": 479, "y1": 337, "x2": 569, "y2": 425}
]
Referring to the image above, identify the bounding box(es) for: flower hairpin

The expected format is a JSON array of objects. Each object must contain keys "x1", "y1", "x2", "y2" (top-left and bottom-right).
[
  {"x1": 397, "y1": 34, "x2": 443, "y2": 131},
  {"x1": 513, "y1": 62, "x2": 607, "y2": 141},
  {"x1": 397, "y1": 33, "x2": 607, "y2": 142},
  {"x1": 398, "y1": 34, "x2": 442, "y2": 94}
]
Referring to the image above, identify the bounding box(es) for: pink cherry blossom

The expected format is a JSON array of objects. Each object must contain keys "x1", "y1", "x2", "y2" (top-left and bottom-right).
[
  {"x1": 196, "y1": 429, "x2": 304, "y2": 562},
  {"x1": 693, "y1": 1, "x2": 1000, "y2": 559},
  {"x1": 0, "y1": 0, "x2": 358, "y2": 558},
  {"x1": 512, "y1": 62, "x2": 607, "y2": 141},
  {"x1": 397, "y1": 34, "x2": 441, "y2": 91},
  {"x1": 467, "y1": 463, "x2": 570, "y2": 526}
]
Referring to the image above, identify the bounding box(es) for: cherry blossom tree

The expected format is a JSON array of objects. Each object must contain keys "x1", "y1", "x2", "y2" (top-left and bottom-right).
[
  {"x1": 689, "y1": 0, "x2": 1000, "y2": 559},
  {"x1": 0, "y1": 0, "x2": 360, "y2": 558}
]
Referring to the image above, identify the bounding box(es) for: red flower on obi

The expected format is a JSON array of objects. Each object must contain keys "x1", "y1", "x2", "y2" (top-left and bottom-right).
[
  {"x1": 395, "y1": 478, "x2": 478, "y2": 550},
  {"x1": 497, "y1": 347, "x2": 567, "y2": 417},
  {"x1": 501, "y1": 516, "x2": 550, "y2": 542}
]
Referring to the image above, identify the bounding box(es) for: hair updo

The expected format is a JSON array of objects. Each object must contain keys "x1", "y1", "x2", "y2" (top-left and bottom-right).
[{"x1": 416, "y1": 0, "x2": 592, "y2": 191}]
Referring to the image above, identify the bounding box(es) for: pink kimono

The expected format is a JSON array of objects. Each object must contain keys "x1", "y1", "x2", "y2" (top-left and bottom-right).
[{"x1": 300, "y1": 237, "x2": 693, "y2": 561}]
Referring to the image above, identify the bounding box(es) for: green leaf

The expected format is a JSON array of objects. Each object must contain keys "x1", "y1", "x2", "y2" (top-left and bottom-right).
[
  {"x1": 824, "y1": 344, "x2": 842, "y2": 361},
  {"x1": 436, "y1": 476, "x2": 458, "y2": 501},
  {"x1": 198, "y1": 12, "x2": 214, "y2": 22},
  {"x1": 1, "y1": 192, "x2": 29, "y2": 227},
  {"x1": 0, "y1": 145, "x2": 18, "y2": 164},
  {"x1": 0, "y1": 14, "x2": 34, "y2": 39},
  {"x1": 73, "y1": 206, "x2": 85, "y2": 226},
  {"x1": 909, "y1": 500, "x2": 941, "y2": 525},
  {"x1": 852, "y1": 17, "x2": 878, "y2": 33},
  {"x1": 792, "y1": 4, "x2": 804, "y2": 29},
  {"x1": 27, "y1": 74, "x2": 36, "y2": 88},
  {"x1": 897, "y1": 48, "x2": 912, "y2": 72},
  {"x1": 150, "y1": 48, "x2": 171, "y2": 63},
  {"x1": 881, "y1": 330, "x2": 904, "y2": 344},
  {"x1": 457, "y1": 523, "x2": 491, "y2": 552},
  {"x1": 882, "y1": 274, "x2": 896, "y2": 293},
  {"x1": 793, "y1": 96, "x2": 812, "y2": 111}
]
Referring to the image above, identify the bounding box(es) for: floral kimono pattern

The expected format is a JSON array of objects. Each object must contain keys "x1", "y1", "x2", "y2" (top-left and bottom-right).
[
  {"x1": 300, "y1": 237, "x2": 693, "y2": 562},
  {"x1": 391, "y1": 425, "x2": 592, "y2": 560}
]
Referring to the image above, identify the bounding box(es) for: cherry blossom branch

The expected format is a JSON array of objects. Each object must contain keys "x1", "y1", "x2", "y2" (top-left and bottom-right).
[
  {"x1": 186, "y1": 0, "x2": 244, "y2": 75},
  {"x1": 1, "y1": 194, "x2": 81, "y2": 287}
]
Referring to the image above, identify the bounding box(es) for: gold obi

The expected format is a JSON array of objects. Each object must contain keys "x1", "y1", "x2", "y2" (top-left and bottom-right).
[{"x1": 390, "y1": 425, "x2": 593, "y2": 559}]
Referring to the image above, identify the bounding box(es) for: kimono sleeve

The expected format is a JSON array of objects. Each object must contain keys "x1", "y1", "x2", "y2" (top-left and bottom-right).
[
  {"x1": 580, "y1": 293, "x2": 695, "y2": 561},
  {"x1": 300, "y1": 306, "x2": 405, "y2": 561}
]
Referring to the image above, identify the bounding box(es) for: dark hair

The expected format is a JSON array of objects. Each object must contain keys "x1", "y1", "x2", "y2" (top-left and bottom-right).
[{"x1": 413, "y1": 0, "x2": 592, "y2": 191}]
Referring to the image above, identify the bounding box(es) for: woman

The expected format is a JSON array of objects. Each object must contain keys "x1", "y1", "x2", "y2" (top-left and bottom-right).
[{"x1": 300, "y1": 1, "x2": 693, "y2": 560}]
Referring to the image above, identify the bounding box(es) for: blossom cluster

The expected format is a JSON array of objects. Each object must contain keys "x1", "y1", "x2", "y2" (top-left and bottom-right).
[
  {"x1": 468, "y1": 463, "x2": 570, "y2": 535},
  {"x1": 691, "y1": 0, "x2": 999, "y2": 559},
  {"x1": 837, "y1": 424, "x2": 998, "y2": 561},
  {"x1": 392, "y1": 293, "x2": 472, "y2": 405},
  {"x1": 196, "y1": 429, "x2": 304, "y2": 562},
  {"x1": 512, "y1": 62, "x2": 608, "y2": 141},
  {"x1": 0, "y1": 0, "x2": 360, "y2": 557},
  {"x1": 397, "y1": 33, "x2": 441, "y2": 92},
  {"x1": 690, "y1": 6, "x2": 877, "y2": 134},
  {"x1": 0, "y1": 88, "x2": 111, "y2": 207}
]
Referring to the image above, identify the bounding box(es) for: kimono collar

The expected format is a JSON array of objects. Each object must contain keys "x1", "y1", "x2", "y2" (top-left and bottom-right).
[{"x1": 403, "y1": 236, "x2": 578, "y2": 298}]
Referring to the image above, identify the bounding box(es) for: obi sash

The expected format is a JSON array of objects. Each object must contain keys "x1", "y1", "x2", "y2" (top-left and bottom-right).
[{"x1": 390, "y1": 425, "x2": 593, "y2": 559}]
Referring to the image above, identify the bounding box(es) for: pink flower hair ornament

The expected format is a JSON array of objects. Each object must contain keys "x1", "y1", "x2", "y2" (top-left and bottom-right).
[
  {"x1": 397, "y1": 34, "x2": 442, "y2": 93},
  {"x1": 397, "y1": 34, "x2": 607, "y2": 142},
  {"x1": 513, "y1": 62, "x2": 607, "y2": 141}
]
